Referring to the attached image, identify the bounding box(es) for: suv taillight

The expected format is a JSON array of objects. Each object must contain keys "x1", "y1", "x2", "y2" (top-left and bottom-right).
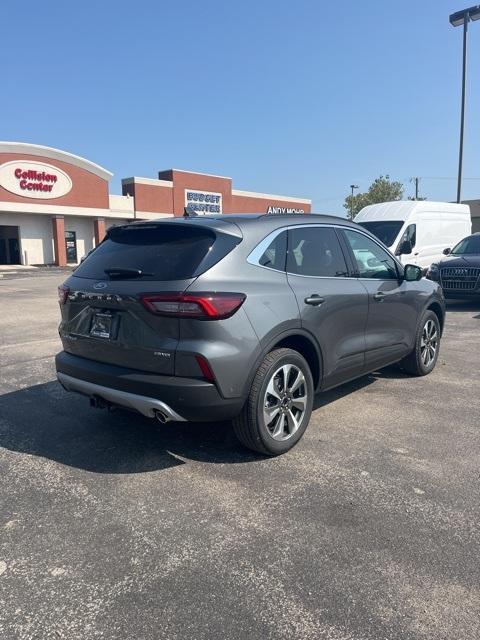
[
  {"x1": 140, "y1": 292, "x2": 246, "y2": 319},
  {"x1": 58, "y1": 285, "x2": 70, "y2": 305}
]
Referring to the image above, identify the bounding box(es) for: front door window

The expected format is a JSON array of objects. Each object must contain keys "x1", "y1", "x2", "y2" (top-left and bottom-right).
[{"x1": 343, "y1": 230, "x2": 398, "y2": 279}]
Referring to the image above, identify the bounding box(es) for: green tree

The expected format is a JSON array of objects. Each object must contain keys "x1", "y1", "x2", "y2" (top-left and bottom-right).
[{"x1": 344, "y1": 175, "x2": 404, "y2": 220}]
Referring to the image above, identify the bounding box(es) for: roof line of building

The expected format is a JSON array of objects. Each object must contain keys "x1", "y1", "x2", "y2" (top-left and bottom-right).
[
  {"x1": 232, "y1": 189, "x2": 312, "y2": 204},
  {"x1": 121, "y1": 177, "x2": 173, "y2": 188},
  {"x1": 0, "y1": 142, "x2": 113, "y2": 181},
  {"x1": 159, "y1": 168, "x2": 232, "y2": 180}
]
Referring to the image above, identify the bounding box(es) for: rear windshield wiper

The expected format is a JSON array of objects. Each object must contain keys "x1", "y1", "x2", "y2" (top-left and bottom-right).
[{"x1": 104, "y1": 268, "x2": 154, "y2": 279}]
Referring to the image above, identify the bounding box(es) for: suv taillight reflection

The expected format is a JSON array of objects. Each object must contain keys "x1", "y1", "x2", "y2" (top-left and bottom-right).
[{"x1": 140, "y1": 292, "x2": 246, "y2": 319}]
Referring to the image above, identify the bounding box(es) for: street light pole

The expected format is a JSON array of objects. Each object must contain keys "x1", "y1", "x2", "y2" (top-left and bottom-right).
[
  {"x1": 450, "y1": 6, "x2": 480, "y2": 203},
  {"x1": 457, "y1": 14, "x2": 468, "y2": 204},
  {"x1": 349, "y1": 184, "x2": 359, "y2": 220}
]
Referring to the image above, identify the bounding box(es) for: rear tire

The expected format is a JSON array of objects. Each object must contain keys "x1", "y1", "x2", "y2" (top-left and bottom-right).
[
  {"x1": 233, "y1": 348, "x2": 314, "y2": 455},
  {"x1": 401, "y1": 310, "x2": 441, "y2": 376}
]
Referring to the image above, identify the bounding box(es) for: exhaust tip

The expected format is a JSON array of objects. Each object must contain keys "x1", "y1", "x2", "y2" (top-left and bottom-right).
[
  {"x1": 154, "y1": 409, "x2": 170, "y2": 424},
  {"x1": 90, "y1": 395, "x2": 108, "y2": 409}
]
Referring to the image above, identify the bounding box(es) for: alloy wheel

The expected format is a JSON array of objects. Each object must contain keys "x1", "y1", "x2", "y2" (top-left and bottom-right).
[
  {"x1": 420, "y1": 319, "x2": 438, "y2": 368},
  {"x1": 263, "y1": 364, "x2": 308, "y2": 441}
]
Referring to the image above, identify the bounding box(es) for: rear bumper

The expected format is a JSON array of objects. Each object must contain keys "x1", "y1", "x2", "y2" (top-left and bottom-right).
[{"x1": 55, "y1": 351, "x2": 245, "y2": 422}]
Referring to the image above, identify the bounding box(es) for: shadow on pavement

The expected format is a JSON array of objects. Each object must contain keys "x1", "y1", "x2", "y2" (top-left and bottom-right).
[
  {"x1": 313, "y1": 375, "x2": 374, "y2": 410},
  {"x1": 313, "y1": 364, "x2": 406, "y2": 410},
  {"x1": 0, "y1": 381, "x2": 261, "y2": 474},
  {"x1": 445, "y1": 299, "x2": 480, "y2": 315},
  {"x1": 0, "y1": 365, "x2": 408, "y2": 475}
]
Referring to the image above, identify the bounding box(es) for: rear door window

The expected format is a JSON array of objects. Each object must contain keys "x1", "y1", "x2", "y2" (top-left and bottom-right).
[
  {"x1": 287, "y1": 227, "x2": 349, "y2": 277},
  {"x1": 74, "y1": 224, "x2": 240, "y2": 280},
  {"x1": 258, "y1": 231, "x2": 287, "y2": 271}
]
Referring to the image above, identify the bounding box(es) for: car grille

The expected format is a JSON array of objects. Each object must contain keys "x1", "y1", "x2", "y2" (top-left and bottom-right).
[{"x1": 440, "y1": 267, "x2": 480, "y2": 291}]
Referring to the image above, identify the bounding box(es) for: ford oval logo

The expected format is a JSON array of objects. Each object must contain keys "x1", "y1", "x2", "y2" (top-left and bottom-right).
[{"x1": 93, "y1": 282, "x2": 108, "y2": 290}]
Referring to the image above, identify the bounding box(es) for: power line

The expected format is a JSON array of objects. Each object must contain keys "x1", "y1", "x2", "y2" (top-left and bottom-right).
[{"x1": 404, "y1": 176, "x2": 480, "y2": 181}]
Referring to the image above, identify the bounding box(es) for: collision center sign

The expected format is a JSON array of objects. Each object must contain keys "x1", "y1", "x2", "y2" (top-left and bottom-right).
[
  {"x1": 0, "y1": 160, "x2": 72, "y2": 199},
  {"x1": 185, "y1": 189, "x2": 222, "y2": 215}
]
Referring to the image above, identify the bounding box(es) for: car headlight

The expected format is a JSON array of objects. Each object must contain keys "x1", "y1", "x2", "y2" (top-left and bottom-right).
[{"x1": 426, "y1": 263, "x2": 439, "y2": 281}]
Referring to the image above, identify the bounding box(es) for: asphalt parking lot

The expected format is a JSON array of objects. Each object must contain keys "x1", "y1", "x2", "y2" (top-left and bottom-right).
[{"x1": 0, "y1": 273, "x2": 479, "y2": 640}]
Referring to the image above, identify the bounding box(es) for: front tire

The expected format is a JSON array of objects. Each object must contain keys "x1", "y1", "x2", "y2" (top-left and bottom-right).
[
  {"x1": 401, "y1": 310, "x2": 441, "y2": 376},
  {"x1": 233, "y1": 348, "x2": 314, "y2": 455}
]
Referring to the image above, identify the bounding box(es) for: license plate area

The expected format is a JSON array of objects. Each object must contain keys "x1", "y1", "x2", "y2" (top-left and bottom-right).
[{"x1": 90, "y1": 311, "x2": 119, "y2": 339}]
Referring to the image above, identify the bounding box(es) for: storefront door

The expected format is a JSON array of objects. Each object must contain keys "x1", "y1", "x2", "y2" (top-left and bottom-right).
[
  {"x1": 65, "y1": 231, "x2": 77, "y2": 263},
  {"x1": 0, "y1": 225, "x2": 21, "y2": 264},
  {"x1": 8, "y1": 238, "x2": 20, "y2": 264}
]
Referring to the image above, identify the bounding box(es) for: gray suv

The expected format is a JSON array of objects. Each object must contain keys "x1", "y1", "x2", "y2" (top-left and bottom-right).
[{"x1": 56, "y1": 214, "x2": 445, "y2": 455}]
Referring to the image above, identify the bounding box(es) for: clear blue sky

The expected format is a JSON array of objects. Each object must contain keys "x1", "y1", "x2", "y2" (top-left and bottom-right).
[{"x1": 3, "y1": 0, "x2": 480, "y2": 215}]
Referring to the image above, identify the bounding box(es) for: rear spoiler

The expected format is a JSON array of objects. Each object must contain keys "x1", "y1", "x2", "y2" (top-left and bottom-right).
[{"x1": 107, "y1": 217, "x2": 243, "y2": 239}]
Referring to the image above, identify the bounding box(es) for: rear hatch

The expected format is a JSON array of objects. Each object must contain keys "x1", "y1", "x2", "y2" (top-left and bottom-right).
[{"x1": 58, "y1": 220, "x2": 242, "y2": 375}]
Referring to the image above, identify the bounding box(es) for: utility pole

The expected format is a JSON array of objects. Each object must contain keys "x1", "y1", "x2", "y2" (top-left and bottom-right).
[{"x1": 410, "y1": 177, "x2": 420, "y2": 200}]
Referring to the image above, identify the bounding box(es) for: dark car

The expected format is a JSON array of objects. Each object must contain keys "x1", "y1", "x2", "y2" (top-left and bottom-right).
[
  {"x1": 426, "y1": 233, "x2": 480, "y2": 298},
  {"x1": 56, "y1": 214, "x2": 445, "y2": 455}
]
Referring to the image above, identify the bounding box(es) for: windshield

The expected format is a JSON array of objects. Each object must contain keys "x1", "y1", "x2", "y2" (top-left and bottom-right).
[
  {"x1": 73, "y1": 224, "x2": 240, "y2": 280},
  {"x1": 451, "y1": 235, "x2": 480, "y2": 255},
  {"x1": 357, "y1": 221, "x2": 403, "y2": 247}
]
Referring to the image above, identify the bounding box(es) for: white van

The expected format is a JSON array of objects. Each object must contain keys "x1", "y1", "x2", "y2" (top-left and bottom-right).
[{"x1": 355, "y1": 201, "x2": 472, "y2": 270}]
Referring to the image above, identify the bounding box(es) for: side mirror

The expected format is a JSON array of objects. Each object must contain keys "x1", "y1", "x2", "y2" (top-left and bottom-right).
[
  {"x1": 404, "y1": 264, "x2": 422, "y2": 282},
  {"x1": 443, "y1": 247, "x2": 451, "y2": 255},
  {"x1": 396, "y1": 239, "x2": 413, "y2": 255}
]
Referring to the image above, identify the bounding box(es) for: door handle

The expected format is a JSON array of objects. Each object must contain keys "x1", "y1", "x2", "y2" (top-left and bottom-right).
[
  {"x1": 373, "y1": 292, "x2": 386, "y2": 301},
  {"x1": 304, "y1": 295, "x2": 325, "y2": 306}
]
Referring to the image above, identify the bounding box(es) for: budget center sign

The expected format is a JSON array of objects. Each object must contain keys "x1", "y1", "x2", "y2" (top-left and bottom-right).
[{"x1": 185, "y1": 189, "x2": 222, "y2": 215}]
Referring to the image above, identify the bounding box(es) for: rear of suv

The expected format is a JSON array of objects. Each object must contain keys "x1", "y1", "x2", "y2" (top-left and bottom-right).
[{"x1": 56, "y1": 214, "x2": 445, "y2": 455}]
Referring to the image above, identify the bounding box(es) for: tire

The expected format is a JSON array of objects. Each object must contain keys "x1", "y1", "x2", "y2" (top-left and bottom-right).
[
  {"x1": 401, "y1": 310, "x2": 441, "y2": 376},
  {"x1": 232, "y1": 348, "x2": 314, "y2": 455}
]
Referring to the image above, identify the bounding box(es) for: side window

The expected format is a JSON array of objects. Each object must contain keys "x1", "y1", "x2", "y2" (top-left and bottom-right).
[
  {"x1": 287, "y1": 227, "x2": 349, "y2": 277},
  {"x1": 344, "y1": 230, "x2": 398, "y2": 280},
  {"x1": 401, "y1": 224, "x2": 416, "y2": 249},
  {"x1": 258, "y1": 231, "x2": 287, "y2": 271}
]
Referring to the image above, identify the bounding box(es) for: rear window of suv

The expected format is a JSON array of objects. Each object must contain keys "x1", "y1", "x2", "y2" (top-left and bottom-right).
[{"x1": 74, "y1": 224, "x2": 241, "y2": 280}]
